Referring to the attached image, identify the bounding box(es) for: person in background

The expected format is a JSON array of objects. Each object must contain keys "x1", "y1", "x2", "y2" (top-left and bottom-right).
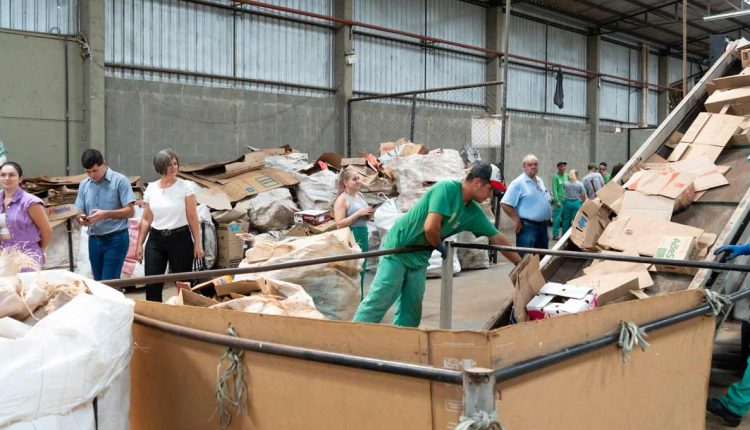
[
  {"x1": 501, "y1": 154, "x2": 552, "y2": 254},
  {"x1": 599, "y1": 162, "x2": 611, "y2": 184},
  {"x1": 353, "y1": 162, "x2": 520, "y2": 327},
  {"x1": 707, "y1": 243, "x2": 750, "y2": 427},
  {"x1": 611, "y1": 163, "x2": 625, "y2": 180},
  {"x1": 582, "y1": 163, "x2": 605, "y2": 200},
  {"x1": 136, "y1": 149, "x2": 204, "y2": 302},
  {"x1": 550, "y1": 161, "x2": 567, "y2": 241},
  {"x1": 561, "y1": 169, "x2": 586, "y2": 234},
  {"x1": 0, "y1": 162, "x2": 52, "y2": 268},
  {"x1": 75, "y1": 149, "x2": 136, "y2": 281},
  {"x1": 333, "y1": 168, "x2": 374, "y2": 300}
]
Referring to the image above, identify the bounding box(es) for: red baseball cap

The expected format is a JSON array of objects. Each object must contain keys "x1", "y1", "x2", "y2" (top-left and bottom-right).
[{"x1": 470, "y1": 162, "x2": 506, "y2": 192}]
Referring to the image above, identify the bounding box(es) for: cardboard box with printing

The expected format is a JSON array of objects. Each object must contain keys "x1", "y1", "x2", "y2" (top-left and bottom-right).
[
  {"x1": 654, "y1": 236, "x2": 699, "y2": 275},
  {"x1": 597, "y1": 216, "x2": 704, "y2": 256},
  {"x1": 570, "y1": 199, "x2": 610, "y2": 251},
  {"x1": 216, "y1": 221, "x2": 249, "y2": 268},
  {"x1": 525, "y1": 282, "x2": 597, "y2": 320}
]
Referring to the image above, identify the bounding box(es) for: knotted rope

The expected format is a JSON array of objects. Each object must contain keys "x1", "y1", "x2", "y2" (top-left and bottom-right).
[
  {"x1": 215, "y1": 326, "x2": 246, "y2": 430},
  {"x1": 456, "y1": 411, "x2": 503, "y2": 430},
  {"x1": 617, "y1": 320, "x2": 650, "y2": 363}
]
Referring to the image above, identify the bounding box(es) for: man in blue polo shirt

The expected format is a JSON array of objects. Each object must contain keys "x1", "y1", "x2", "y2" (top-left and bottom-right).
[
  {"x1": 75, "y1": 149, "x2": 136, "y2": 281},
  {"x1": 501, "y1": 154, "x2": 552, "y2": 254}
]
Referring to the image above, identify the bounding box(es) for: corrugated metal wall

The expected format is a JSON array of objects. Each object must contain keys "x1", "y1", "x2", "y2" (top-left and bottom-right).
[
  {"x1": 105, "y1": 0, "x2": 334, "y2": 96},
  {"x1": 352, "y1": 0, "x2": 486, "y2": 106},
  {"x1": 600, "y1": 40, "x2": 661, "y2": 126},
  {"x1": 506, "y1": 15, "x2": 587, "y2": 121},
  {"x1": 0, "y1": 0, "x2": 78, "y2": 34}
]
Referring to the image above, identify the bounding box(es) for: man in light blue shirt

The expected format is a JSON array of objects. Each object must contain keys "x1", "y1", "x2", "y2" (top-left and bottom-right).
[
  {"x1": 501, "y1": 154, "x2": 552, "y2": 254},
  {"x1": 75, "y1": 149, "x2": 136, "y2": 281}
]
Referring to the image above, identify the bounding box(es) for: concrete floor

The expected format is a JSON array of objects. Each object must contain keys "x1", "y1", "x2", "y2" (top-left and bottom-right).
[{"x1": 125, "y1": 228, "x2": 750, "y2": 428}]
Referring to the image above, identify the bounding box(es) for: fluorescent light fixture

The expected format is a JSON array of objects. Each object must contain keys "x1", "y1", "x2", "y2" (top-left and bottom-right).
[{"x1": 704, "y1": 9, "x2": 750, "y2": 21}]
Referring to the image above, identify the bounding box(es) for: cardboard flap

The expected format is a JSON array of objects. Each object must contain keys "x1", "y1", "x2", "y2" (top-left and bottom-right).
[
  {"x1": 195, "y1": 188, "x2": 233, "y2": 210},
  {"x1": 596, "y1": 181, "x2": 625, "y2": 213},
  {"x1": 178, "y1": 168, "x2": 298, "y2": 202},
  {"x1": 511, "y1": 254, "x2": 546, "y2": 323},
  {"x1": 618, "y1": 191, "x2": 673, "y2": 221},
  {"x1": 539, "y1": 283, "x2": 592, "y2": 300},
  {"x1": 681, "y1": 112, "x2": 711, "y2": 143},
  {"x1": 568, "y1": 272, "x2": 640, "y2": 306}
]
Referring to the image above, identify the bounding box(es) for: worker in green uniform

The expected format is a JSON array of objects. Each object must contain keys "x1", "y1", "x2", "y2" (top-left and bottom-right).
[
  {"x1": 551, "y1": 161, "x2": 567, "y2": 240},
  {"x1": 352, "y1": 162, "x2": 522, "y2": 327},
  {"x1": 707, "y1": 243, "x2": 750, "y2": 427}
]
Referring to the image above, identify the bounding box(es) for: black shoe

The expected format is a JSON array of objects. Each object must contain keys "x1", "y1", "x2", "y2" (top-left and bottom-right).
[{"x1": 707, "y1": 397, "x2": 743, "y2": 427}]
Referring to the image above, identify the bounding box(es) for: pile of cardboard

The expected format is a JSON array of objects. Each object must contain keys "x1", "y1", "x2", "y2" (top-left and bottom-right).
[
  {"x1": 25, "y1": 174, "x2": 143, "y2": 205},
  {"x1": 169, "y1": 276, "x2": 325, "y2": 320},
  {"x1": 556, "y1": 62, "x2": 750, "y2": 311}
]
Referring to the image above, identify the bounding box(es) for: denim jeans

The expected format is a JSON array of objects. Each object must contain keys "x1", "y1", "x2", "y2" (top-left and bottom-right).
[
  {"x1": 516, "y1": 219, "x2": 549, "y2": 257},
  {"x1": 88, "y1": 229, "x2": 130, "y2": 281}
]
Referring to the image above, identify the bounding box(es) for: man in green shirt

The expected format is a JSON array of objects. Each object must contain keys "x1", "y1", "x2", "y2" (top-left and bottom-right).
[
  {"x1": 599, "y1": 162, "x2": 611, "y2": 184},
  {"x1": 551, "y1": 161, "x2": 567, "y2": 240},
  {"x1": 353, "y1": 162, "x2": 521, "y2": 327}
]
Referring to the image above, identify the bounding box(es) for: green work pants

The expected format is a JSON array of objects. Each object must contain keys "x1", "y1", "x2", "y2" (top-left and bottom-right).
[
  {"x1": 350, "y1": 225, "x2": 369, "y2": 300},
  {"x1": 352, "y1": 255, "x2": 427, "y2": 327},
  {"x1": 561, "y1": 199, "x2": 582, "y2": 235},
  {"x1": 552, "y1": 203, "x2": 562, "y2": 237},
  {"x1": 720, "y1": 354, "x2": 750, "y2": 416}
]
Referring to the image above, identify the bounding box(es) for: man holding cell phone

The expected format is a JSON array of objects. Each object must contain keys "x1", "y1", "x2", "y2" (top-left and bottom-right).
[{"x1": 75, "y1": 149, "x2": 136, "y2": 281}]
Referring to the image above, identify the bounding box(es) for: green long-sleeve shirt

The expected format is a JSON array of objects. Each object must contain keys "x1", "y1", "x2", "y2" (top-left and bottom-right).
[{"x1": 551, "y1": 173, "x2": 567, "y2": 205}]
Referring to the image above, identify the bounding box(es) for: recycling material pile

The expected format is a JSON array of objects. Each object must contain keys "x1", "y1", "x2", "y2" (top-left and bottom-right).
[
  {"x1": 176, "y1": 139, "x2": 494, "y2": 275},
  {"x1": 520, "y1": 46, "x2": 750, "y2": 321},
  {"x1": 0, "y1": 248, "x2": 134, "y2": 429}
]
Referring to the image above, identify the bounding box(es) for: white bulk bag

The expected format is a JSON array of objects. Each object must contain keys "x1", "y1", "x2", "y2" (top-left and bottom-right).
[{"x1": 0, "y1": 271, "x2": 133, "y2": 430}]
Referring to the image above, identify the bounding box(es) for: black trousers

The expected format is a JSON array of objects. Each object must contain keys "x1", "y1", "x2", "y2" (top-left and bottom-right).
[{"x1": 144, "y1": 227, "x2": 194, "y2": 302}]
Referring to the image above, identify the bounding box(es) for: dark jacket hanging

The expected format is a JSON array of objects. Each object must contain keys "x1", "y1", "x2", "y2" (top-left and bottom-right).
[{"x1": 553, "y1": 67, "x2": 564, "y2": 109}]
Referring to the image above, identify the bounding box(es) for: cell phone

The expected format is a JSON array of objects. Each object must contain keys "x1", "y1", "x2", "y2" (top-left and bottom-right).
[{"x1": 81, "y1": 215, "x2": 89, "y2": 222}]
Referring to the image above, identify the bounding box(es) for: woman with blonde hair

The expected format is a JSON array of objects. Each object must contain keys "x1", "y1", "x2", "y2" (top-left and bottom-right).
[
  {"x1": 561, "y1": 169, "x2": 586, "y2": 234},
  {"x1": 333, "y1": 168, "x2": 374, "y2": 299}
]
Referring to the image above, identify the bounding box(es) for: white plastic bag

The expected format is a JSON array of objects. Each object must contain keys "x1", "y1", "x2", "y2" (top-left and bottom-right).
[
  {"x1": 265, "y1": 153, "x2": 310, "y2": 172},
  {"x1": 426, "y1": 235, "x2": 461, "y2": 278},
  {"x1": 43, "y1": 221, "x2": 80, "y2": 271},
  {"x1": 294, "y1": 170, "x2": 339, "y2": 211},
  {"x1": 456, "y1": 231, "x2": 490, "y2": 270},
  {"x1": 373, "y1": 198, "x2": 404, "y2": 239}
]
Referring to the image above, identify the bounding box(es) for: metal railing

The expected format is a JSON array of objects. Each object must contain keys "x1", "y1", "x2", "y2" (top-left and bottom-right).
[{"x1": 115, "y1": 239, "x2": 750, "y2": 425}]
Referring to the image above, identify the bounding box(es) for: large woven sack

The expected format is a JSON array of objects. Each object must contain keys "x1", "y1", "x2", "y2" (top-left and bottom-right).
[
  {"x1": 295, "y1": 170, "x2": 339, "y2": 211},
  {"x1": 236, "y1": 229, "x2": 362, "y2": 320},
  {"x1": 247, "y1": 188, "x2": 299, "y2": 232},
  {"x1": 388, "y1": 149, "x2": 465, "y2": 212}
]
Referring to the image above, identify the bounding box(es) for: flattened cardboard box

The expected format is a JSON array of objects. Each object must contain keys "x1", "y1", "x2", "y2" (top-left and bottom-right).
[
  {"x1": 668, "y1": 112, "x2": 744, "y2": 162},
  {"x1": 705, "y1": 88, "x2": 750, "y2": 116},
  {"x1": 617, "y1": 191, "x2": 673, "y2": 221},
  {"x1": 597, "y1": 215, "x2": 704, "y2": 256},
  {"x1": 179, "y1": 168, "x2": 298, "y2": 202},
  {"x1": 179, "y1": 152, "x2": 266, "y2": 182},
  {"x1": 45, "y1": 203, "x2": 78, "y2": 222}
]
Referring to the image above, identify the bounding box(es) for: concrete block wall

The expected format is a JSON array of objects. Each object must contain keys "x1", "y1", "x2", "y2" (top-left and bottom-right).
[{"x1": 106, "y1": 78, "x2": 338, "y2": 181}]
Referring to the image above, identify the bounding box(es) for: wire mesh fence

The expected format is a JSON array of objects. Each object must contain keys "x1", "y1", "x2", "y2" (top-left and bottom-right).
[{"x1": 347, "y1": 81, "x2": 503, "y2": 158}]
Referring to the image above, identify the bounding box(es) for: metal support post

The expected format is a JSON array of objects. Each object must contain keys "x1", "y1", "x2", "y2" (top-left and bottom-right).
[
  {"x1": 462, "y1": 367, "x2": 497, "y2": 421},
  {"x1": 410, "y1": 93, "x2": 417, "y2": 142},
  {"x1": 440, "y1": 241, "x2": 454, "y2": 329}
]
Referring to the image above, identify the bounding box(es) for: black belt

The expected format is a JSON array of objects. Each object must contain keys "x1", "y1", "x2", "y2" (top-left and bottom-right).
[
  {"x1": 521, "y1": 218, "x2": 547, "y2": 225},
  {"x1": 89, "y1": 229, "x2": 129, "y2": 240},
  {"x1": 150, "y1": 225, "x2": 189, "y2": 237}
]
